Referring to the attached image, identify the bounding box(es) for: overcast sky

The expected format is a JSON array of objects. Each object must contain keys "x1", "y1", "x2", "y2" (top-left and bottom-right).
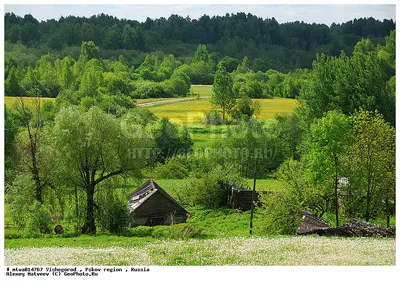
[{"x1": 3, "y1": 3, "x2": 396, "y2": 26}]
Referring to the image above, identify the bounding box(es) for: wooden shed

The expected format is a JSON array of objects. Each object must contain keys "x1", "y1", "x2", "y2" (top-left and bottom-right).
[
  {"x1": 228, "y1": 186, "x2": 260, "y2": 211},
  {"x1": 128, "y1": 179, "x2": 189, "y2": 227}
]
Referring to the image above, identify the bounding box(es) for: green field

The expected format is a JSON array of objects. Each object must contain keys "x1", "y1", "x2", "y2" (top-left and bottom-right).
[
  {"x1": 4, "y1": 96, "x2": 56, "y2": 109},
  {"x1": 191, "y1": 84, "x2": 213, "y2": 96}
]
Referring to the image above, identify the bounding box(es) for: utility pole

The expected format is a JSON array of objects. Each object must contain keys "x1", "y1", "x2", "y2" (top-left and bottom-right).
[{"x1": 249, "y1": 158, "x2": 257, "y2": 235}]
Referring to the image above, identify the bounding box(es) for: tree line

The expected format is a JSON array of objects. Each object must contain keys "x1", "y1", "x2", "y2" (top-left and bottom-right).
[{"x1": 5, "y1": 12, "x2": 395, "y2": 71}]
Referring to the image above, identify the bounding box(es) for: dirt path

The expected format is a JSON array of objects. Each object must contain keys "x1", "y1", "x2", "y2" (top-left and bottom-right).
[{"x1": 136, "y1": 96, "x2": 211, "y2": 107}]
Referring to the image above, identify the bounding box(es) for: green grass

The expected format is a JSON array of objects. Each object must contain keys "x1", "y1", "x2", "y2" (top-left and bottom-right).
[
  {"x1": 190, "y1": 84, "x2": 213, "y2": 97},
  {"x1": 4, "y1": 235, "x2": 156, "y2": 249},
  {"x1": 247, "y1": 178, "x2": 286, "y2": 192},
  {"x1": 4, "y1": 96, "x2": 56, "y2": 109}
]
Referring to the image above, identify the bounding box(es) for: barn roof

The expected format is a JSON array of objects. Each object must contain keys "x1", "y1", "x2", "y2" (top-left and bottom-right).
[
  {"x1": 296, "y1": 210, "x2": 329, "y2": 235},
  {"x1": 127, "y1": 179, "x2": 189, "y2": 214}
]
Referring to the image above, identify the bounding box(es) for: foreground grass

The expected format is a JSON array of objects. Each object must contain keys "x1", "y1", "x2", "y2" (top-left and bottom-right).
[{"x1": 5, "y1": 236, "x2": 395, "y2": 266}]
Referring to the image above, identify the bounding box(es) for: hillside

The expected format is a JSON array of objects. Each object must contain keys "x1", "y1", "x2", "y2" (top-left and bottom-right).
[{"x1": 4, "y1": 12, "x2": 395, "y2": 71}]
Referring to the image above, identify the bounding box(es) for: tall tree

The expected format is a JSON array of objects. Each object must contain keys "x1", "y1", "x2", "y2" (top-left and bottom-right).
[
  {"x1": 211, "y1": 65, "x2": 236, "y2": 120},
  {"x1": 307, "y1": 110, "x2": 353, "y2": 227},
  {"x1": 51, "y1": 106, "x2": 150, "y2": 234},
  {"x1": 13, "y1": 97, "x2": 54, "y2": 203},
  {"x1": 348, "y1": 110, "x2": 395, "y2": 223},
  {"x1": 193, "y1": 44, "x2": 209, "y2": 63}
]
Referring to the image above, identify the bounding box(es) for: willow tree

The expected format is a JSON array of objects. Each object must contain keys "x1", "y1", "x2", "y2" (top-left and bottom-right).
[{"x1": 51, "y1": 106, "x2": 152, "y2": 234}]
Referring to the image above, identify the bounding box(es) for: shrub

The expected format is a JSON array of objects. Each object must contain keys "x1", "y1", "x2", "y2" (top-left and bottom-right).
[
  {"x1": 152, "y1": 155, "x2": 190, "y2": 179},
  {"x1": 201, "y1": 110, "x2": 224, "y2": 125},
  {"x1": 128, "y1": 226, "x2": 154, "y2": 237},
  {"x1": 96, "y1": 197, "x2": 130, "y2": 234},
  {"x1": 24, "y1": 201, "x2": 54, "y2": 236},
  {"x1": 260, "y1": 191, "x2": 302, "y2": 235},
  {"x1": 190, "y1": 165, "x2": 245, "y2": 208},
  {"x1": 131, "y1": 81, "x2": 168, "y2": 98}
]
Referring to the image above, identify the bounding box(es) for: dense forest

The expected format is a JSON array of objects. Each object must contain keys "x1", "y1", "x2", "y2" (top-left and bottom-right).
[
  {"x1": 4, "y1": 12, "x2": 395, "y2": 71},
  {"x1": 4, "y1": 11, "x2": 396, "y2": 237}
]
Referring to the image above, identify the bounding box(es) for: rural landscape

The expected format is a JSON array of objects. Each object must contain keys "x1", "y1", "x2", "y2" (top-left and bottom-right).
[{"x1": 3, "y1": 7, "x2": 396, "y2": 267}]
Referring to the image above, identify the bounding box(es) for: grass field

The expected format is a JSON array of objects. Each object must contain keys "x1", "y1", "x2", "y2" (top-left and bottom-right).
[
  {"x1": 4, "y1": 237, "x2": 395, "y2": 265},
  {"x1": 147, "y1": 97, "x2": 298, "y2": 123},
  {"x1": 145, "y1": 96, "x2": 298, "y2": 149},
  {"x1": 191, "y1": 84, "x2": 213, "y2": 96},
  {"x1": 4, "y1": 96, "x2": 56, "y2": 109}
]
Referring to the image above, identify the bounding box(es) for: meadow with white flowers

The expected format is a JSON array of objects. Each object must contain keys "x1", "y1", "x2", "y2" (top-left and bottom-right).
[{"x1": 5, "y1": 236, "x2": 395, "y2": 266}]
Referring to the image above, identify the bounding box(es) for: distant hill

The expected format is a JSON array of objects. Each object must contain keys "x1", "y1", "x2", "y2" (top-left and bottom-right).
[{"x1": 4, "y1": 12, "x2": 395, "y2": 72}]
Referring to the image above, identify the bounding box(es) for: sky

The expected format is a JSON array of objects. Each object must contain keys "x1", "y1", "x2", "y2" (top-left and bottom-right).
[{"x1": 3, "y1": 2, "x2": 396, "y2": 26}]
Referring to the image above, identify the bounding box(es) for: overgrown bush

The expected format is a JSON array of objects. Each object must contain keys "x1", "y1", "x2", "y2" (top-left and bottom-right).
[
  {"x1": 190, "y1": 165, "x2": 245, "y2": 208},
  {"x1": 152, "y1": 155, "x2": 191, "y2": 179},
  {"x1": 260, "y1": 159, "x2": 308, "y2": 234},
  {"x1": 24, "y1": 201, "x2": 54, "y2": 236},
  {"x1": 96, "y1": 196, "x2": 130, "y2": 234},
  {"x1": 260, "y1": 191, "x2": 302, "y2": 235}
]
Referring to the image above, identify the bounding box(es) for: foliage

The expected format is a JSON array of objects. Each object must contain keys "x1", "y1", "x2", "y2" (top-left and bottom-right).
[
  {"x1": 152, "y1": 155, "x2": 191, "y2": 179},
  {"x1": 151, "y1": 117, "x2": 193, "y2": 164},
  {"x1": 50, "y1": 106, "x2": 151, "y2": 233},
  {"x1": 211, "y1": 65, "x2": 236, "y2": 120},
  {"x1": 345, "y1": 110, "x2": 395, "y2": 223},
  {"x1": 201, "y1": 109, "x2": 224, "y2": 125},
  {"x1": 300, "y1": 38, "x2": 395, "y2": 125},
  {"x1": 230, "y1": 94, "x2": 261, "y2": 120},
  {"x1": 189, "y1": 165, "x2": 245, "y2": 208},
  {"x1": 261, "y1": 159, "x2": 306, "y2": 234},
  {"x1": 4, "y1": 106, "x2": 18, "y2": 177},
  {"x1": 273, "y1": 112, "x2": 305, "y2": 160},
  {"x1": 5, "y1": 12, "x2": 395, "y2": 72},
  {"x1": 216, "y1": 119, "x2": 286, "y2": 177},
  {"x1": 96, "y1": 191, "x2": 130, "y2": 234},
  {"x1": 307, "y1": 110, "x2": 353, "y2": 226},
  {"x1": 24, "y1": 201, "x2": 54, "y2": 236}
]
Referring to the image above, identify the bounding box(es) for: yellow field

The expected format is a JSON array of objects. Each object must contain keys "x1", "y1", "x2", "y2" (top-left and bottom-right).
[
  {"x1": 190, "y1": 85, "x2": 213, "y2": 97},
  {"x1": 147, "y1": 96, "x2": 298, "y2": 149},
  {"x1": 4, "y1": 96, "x2": 56, "y2": 109},
  {"x1": 148, "y1": 97, "x2": 298, "y2": 123},
  {"x1": 148, "y1": 98, "x2": 213, "y2": 124},
  {"x1": 255, "y1": 98, "x2": 299, "y2": 120}
]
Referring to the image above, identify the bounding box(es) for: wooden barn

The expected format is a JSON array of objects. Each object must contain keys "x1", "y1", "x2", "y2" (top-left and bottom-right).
[{"x1": 128, "y1": 179, "x2": 189, "y2": 227}]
